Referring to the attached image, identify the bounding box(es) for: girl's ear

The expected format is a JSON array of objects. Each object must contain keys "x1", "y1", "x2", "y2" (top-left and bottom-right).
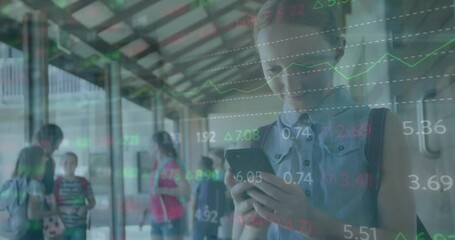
[{"x1": 334, "y1": 37, "x2": 346, "y2": 64}]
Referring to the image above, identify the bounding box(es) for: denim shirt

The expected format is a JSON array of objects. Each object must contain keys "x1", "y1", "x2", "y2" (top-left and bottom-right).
[{"x1": 261, "y1": 87, "x2": 378, "y2": 240}]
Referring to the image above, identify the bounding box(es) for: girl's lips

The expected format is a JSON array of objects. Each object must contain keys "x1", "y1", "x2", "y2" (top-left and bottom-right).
[
  {"x1": 289, "y1": 92, "x2": 306, "y2": 99},
  {"x1": 282, "y1": 90, "x2": 309, "y2": 100}
]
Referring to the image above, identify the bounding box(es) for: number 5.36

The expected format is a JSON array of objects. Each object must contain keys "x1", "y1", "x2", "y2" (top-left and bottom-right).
[{"x1": 403, "y1": 120, "x2": 446, "y2": 135}]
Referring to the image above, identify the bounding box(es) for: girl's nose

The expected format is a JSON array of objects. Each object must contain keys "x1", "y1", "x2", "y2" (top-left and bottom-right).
[{"x1": 281, "y1": 71, "x2": 300, "y2": 93}]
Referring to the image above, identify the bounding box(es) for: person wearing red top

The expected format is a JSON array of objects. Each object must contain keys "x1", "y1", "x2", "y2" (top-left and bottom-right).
[{"x1": 140, "y1": 131, "x2": 190, "y2": 240}]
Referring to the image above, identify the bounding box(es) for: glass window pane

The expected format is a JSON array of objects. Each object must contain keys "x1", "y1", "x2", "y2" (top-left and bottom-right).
[
  {"x1": 0, "y1": 42, "x2": 25, "y2": 184},
  {"x1": 48, "y1": 66, "x2": 110, "y2": 239}
]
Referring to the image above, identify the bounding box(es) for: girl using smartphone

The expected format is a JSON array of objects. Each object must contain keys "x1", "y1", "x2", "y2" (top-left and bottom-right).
[{"x1": 226, "y1": 0, "x2": 415, "y2": 239}]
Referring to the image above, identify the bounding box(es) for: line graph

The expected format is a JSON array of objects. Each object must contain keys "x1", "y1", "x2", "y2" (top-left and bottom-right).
[
  {"x1": 194, "y1": 73, "x2": 455, "y2": 105},
  {"x1": 205, "y1": 97, "x2": 454, "y2": 121},
  {"x1": 160, "y1": 37, "x2": 455, "y2": 98},
  {"x1": 212, "y1": 49, "x2": 454, "y2": 88},
  {"x1": 178, "y1": 4, "x2": 454, "y2": 62},
  {"x1": 200, "y1": 26, "x2": 455, "y2": 73},
  {"x1": 161, "y1": 97, "x2": 452, "y2": 122}
]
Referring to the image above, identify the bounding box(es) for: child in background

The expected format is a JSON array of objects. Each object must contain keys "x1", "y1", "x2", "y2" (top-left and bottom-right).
[
  {"x1": 4, "y1": 146, "x2": 59, "y2": 240},
  {"x1": 208, "y1": 148, "x2": 234, "y2": 240},
  {"x1": 192, "y1": 156, "x2": 226, "y2": 240},
  {"x1": 140, "y1": 131, "x2": 190, "y2": 240},
  {"x1": 54, "y1": 152, "x2": 96, "y2": 240}
]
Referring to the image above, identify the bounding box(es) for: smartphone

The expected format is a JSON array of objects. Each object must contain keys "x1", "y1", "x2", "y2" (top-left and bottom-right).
[{"x1": 225, "y1": 148, "x2": 275, "y2": 198}]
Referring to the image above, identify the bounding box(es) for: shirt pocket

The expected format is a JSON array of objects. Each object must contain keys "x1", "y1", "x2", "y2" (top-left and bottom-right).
[
  {"x1": 322, "y1": 139, "x2": 367, "y2": 174},
  {"x1": 323, "y1": 138, "x2": 363, "y2": 157},
  {"x1": 264, "y1": 139, "x2": 292, "y2": 173},
  {"x1": 322, "y1": 139, "x2": 369, "y2": 190},
  {"x1": 321, "y1": 139, "x2": 373, "y2": 213}
]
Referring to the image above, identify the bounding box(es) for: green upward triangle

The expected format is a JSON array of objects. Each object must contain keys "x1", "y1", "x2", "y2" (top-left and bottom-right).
[
  {"x1": 395, "y1": 232, "x2": 408, "y2": 240},
  {"x1": 224, "y1": 132, "x2": 233, "y2": 141},
  {"x1": 313, "y1": 0, "x2": 324, "y2": 9}
]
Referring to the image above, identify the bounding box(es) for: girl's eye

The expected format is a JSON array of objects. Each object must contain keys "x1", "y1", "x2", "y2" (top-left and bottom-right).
[{"x1": 267, "y1": 66, "x2": 283, "y2": 75}]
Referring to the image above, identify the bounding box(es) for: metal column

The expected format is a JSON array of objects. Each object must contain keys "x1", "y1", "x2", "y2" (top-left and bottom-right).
[
  {"x1": 105, "y1": 63, "x2": 125, "y2": 240},
  {"x1": 182, "y1": 107, "x2": 191, "y2": 162},
  {"x1": 201, "y1": 116, "x2": 209, "y2": 155},
  {"x1": 153, "y1": 92, "x2": 165, "y2": 132},
  {"x1": 23, "y1": 12, "x2": 48, "y2": 143}
]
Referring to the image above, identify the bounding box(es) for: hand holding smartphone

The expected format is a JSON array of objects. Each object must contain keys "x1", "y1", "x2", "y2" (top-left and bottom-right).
[{"x1": 225, "y1": 148, "x2": 275, "y2": 198}]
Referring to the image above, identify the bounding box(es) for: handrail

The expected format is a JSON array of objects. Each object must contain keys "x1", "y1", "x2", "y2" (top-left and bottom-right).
[{"x1": 417, "y1": 90, "x2": 440, "y2": 158}]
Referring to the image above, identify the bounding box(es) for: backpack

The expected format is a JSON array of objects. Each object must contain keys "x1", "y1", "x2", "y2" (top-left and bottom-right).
[
  {"x1": 154, "y1": 158, "x2": 189, "y2": 205},
  {"x1": 195, "y1": 179, "x2": 226, "y2": 227},
  {"x1": 0, "y1": 177, "x2": 30, "y2": 240},
  {"x1": 365, "y1": 108, "x2": 431, "y2": 240},
  {"x1": 54, "y1": 176, "x2": 88, "y2": 205}
]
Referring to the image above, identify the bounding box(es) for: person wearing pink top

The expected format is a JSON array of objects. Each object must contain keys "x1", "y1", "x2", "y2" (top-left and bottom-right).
[{"x1": 140, "y1": 131, "x2": 190, "y2": 240}]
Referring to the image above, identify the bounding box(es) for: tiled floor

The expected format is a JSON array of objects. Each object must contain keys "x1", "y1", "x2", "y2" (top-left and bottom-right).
[
  {"x1": 88, "y1": 226, "x2": 150, "y2": 239},
  {"x1": 88, "y1": 226, "x2": 192, "y2": 240},
  {"x1": 0, "y1": 225, "x2": 193, "y2": 240}
]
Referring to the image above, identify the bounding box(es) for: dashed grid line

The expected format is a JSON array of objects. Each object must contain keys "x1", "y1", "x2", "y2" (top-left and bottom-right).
[
  {"x1": 207, "y1": 98, "x2": 454, "y2": 120},
  {"x1": 161, "y1": 37, "x2": 455, "y2": 98},
  {"x1": 199, "y1": 27, "x2": 455, "y2": 73},
  {"x1": 215, "y1": 49, "x2": 455, "y2": 87},
  {"x1": 196, "y1": 73, "x2": 455, "y2": 105},
  {"x1": 179, "y1": 4, "x2": 455, "y2": 62}
]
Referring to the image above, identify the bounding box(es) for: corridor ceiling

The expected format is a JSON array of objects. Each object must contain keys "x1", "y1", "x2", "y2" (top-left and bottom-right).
[{"x1": 0, "y1": 0, "x2": 266, "y2": 115}]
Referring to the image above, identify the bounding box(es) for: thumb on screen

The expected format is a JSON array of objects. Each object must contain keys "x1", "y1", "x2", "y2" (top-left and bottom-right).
[{"x1": 225, "y1": 168, "x2": 236, "y2": 188}]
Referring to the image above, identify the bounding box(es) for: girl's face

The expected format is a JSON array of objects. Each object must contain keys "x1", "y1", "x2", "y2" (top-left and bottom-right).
[
  {"x1": 256, "y1": 23, "x2": 338, "y2": 111},
  {"x1": 151, "y1": 142, "x2": 160, "y2": 160},
  {"x1": 39, "y1": 139, "x2": 62, "y2": 155},
  {"x1": 63, "y1": 156, "x2": 77, "y2": 176}
]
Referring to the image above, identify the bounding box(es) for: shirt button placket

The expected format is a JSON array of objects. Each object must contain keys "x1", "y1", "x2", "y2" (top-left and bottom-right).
[
  {"x1": 303, "y1": 159, "x2": 311, "y2": 167},
  {"x1": 300, "y1": 118, "x2": 314, "y2": 199},
  {"x1": 305, "y1": 190, "x2": 312, "y2": 197},
  {"x1": 302, "y1": 157, "x2": 313, "y2": 199},
  {"x1": 274, "y1": 153, "x2": 281, "y2": 163}
]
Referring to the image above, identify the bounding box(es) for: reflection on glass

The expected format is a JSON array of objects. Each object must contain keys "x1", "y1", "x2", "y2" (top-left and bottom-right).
[{"x1": 0, "y1": 0, "x2": 454, "y2": 239}]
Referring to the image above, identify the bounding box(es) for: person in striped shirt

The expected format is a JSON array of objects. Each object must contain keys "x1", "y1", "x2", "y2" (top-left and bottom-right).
[{"x1": 54, "y1": 152, "x2": 96, "y2": 240}]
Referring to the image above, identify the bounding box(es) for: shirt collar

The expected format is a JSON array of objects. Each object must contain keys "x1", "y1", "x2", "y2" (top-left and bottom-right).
[{"x1": 279, "y1": 86, "x2": 354, "y2": 127}]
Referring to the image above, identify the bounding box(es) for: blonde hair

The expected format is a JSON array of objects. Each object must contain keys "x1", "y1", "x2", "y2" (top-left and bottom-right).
[{"x1": 13, "y1": 146, "x2": 45, "y2": 179}]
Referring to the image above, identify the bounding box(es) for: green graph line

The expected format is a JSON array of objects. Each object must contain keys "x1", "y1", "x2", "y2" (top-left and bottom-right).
[{"x1": 161, "y1": 37, "x2": 455, "y2": 98}]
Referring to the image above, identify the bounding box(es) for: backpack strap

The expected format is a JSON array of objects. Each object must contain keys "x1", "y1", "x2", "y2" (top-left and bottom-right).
[
  {"x1": 54, "y1": 176, "x2": 64, "y2": 204},
  {"x1": 364, "y1": 108, "x2": 388, "y2": 228},
  {"x1": 365, "y1": 108, "x2": 431, "y2": 238},
  {"x1": 153, "y1": 158, "x2": 172, "y2": 188},
  {"x1": 76, "y1": 177, "x2": 88, "y2": 194},
  {"x1": 365, "y1": 108, "x2": 389, "y2": 192},
  {"x1": 76, "y1": 177, "x2": 91, "y2": 230},
  {"x1": 154, "y1": 158, "x2": 188, "y2": 206},
  {"x1": 154, "y1": 160, "x2": 176, "y2": 222},
  {"x1": 251, "y1": 121, "x2": 276, "y2": 149}
]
